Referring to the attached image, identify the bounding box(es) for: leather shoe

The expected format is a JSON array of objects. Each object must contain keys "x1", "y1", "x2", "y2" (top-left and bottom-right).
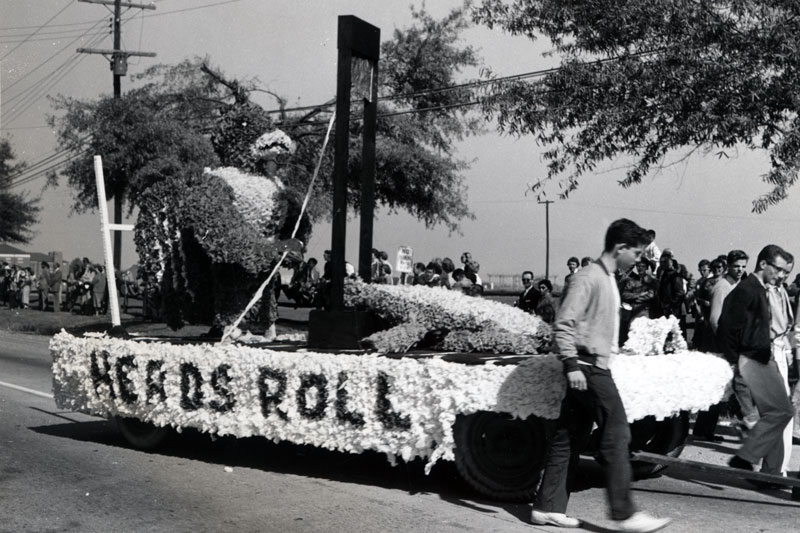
[
  {"x1": 614, "y1": 512, "x2": 672, "y2": 532},
  {"x1": 728, "y1": 455, "x2": 753, "y2": 471},
  {"x1": 531, "y1": 510, "x2": 581, "y2": 528}
]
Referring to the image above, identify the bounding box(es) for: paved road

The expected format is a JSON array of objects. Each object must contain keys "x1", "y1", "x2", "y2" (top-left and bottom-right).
[{"x1": 1, "y1": 331, "x2": 798, "y2": 532}]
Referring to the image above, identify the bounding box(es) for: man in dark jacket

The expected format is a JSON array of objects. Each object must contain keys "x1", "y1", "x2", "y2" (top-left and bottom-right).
[
  {"x1": 514, "y1": 270, "x2": 540, "y2": 313},
  {"x1": 718, "y1": 244, "x2": 796, "y2": 477},
  {"x1": 655, "y1": 251, "x2": 685, "y2": 318}
]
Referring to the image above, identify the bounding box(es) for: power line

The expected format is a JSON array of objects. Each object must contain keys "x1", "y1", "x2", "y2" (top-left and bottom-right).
[
  {"x1": 0, "y1": 16, "x2": 107, "y2": 96},
  {"x1": 0, "y1": 0, "x2": 74, "y2": 60},
  {"x1": 2, "y1": 32, "x2": 106, "y2": 125}
]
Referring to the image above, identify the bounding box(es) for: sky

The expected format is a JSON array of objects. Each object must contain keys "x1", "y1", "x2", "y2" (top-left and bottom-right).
[{"x1": 4, "y1": 0, "x2": 800, "y2": 286}]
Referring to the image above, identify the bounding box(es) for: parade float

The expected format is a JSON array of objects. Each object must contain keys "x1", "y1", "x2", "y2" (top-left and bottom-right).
[{"x1": 50, "y1": 15, "x2": 736, "y2": 502}]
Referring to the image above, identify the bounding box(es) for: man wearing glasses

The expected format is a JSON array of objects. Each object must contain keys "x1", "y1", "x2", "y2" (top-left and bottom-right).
[
  {"x1": 514, "y1": 270, "x2": 540, "y2": 314},
  {"x1": 718, "y1": 245, "x2": 797, "y2": 481}
]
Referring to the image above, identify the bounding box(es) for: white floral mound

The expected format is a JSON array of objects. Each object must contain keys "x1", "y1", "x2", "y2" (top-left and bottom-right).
[
  {"x1": 613, "y1": 315, "x2": 732, "y2": 421},
  {"x1": 51, "y1": 331, "x2": 565, "y2": 472},
  {"x1": 343, "y1": 280, "x2": 552, "y2": 354}
]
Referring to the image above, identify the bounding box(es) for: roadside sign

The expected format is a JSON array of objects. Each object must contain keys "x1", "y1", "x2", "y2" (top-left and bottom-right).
[{"x1": 396, "y1": 246, "x2": 413, "y2": 273}]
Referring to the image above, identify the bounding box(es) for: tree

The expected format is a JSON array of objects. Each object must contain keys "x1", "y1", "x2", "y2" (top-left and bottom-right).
[
  {"x1": 48, "y1": 6, "x2": 481, "y2": 231},
  {"x1": 473, "y1": 0, "x2": 800, "y2": 211},
  {"x1": 0, "y1": 139, "x2": 40, "y2": 244},
  {"x1": 47, "y1": 92, "x2": 219, "y2": 215}
]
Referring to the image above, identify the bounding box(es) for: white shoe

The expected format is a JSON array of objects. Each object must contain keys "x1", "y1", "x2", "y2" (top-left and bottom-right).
[
  {"x1": 530, "y1": 510, "x2": 581, "y2": 528},
  {"x1": 614, "y1": 512, "x2": 672, "y2": 533}
]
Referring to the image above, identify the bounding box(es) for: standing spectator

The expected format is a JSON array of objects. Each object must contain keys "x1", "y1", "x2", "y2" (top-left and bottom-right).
[
  {"x1": 689, "y1": 259, "x2": 712, "y2": 350},
  {"x1": 19, "y1": 267, "x2": 31, "y2": 309},
  {"x1": 535, "y1": 279, "x2": 557, "y2": 324},
  {"x1": 50, "y1": 261, "x2": 63, "y2": 312},
  {"x1": 37, "y1": 262, "x2": 51, "y2": 311},
  {"x1": 655, "y1": 251, "x2": 685, "y2": 319},
  {"x1": 642, "y1": 229, "x2": 661, "y2": 265},
  {"x1": 514, "y1": 271, "x2": 540, "y2": 314},
  {"x1": 720, "y1": 245, "x2": 796, "y2": 478},
  {"x1": 564, "y1": 257, "x2": 580, "y2": 288},
  {"x1": 92, "y1": 265, "x2": 107, "y2": 315},
  {"x1": 532, "y1": 218, "x2": 670, "y2": 531},
  {"x1": 8, "y1": 265, "x2": 20, "y2": 309},
  {"x1": 580, "y1": 256, "x2": 593, "y2": 268},
  {"x1": 709, "y1": 250, "x2": 749, "y2": 332},
  {"x1": 697, "y1": 251, "x2": 752, "y2": 441},
  {"x1": 322, "y1": 250, "x2": 332, "y2": 281},
  {"x1": 619, "y1": 259, "x2": 656, "y2": 344}
]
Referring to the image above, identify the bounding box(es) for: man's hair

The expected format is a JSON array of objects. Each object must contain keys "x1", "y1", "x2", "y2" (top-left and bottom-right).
[
  {"x1": 581, "y1": 256, "x2": 593, "y2": 267},
  {"x1": 603, "y1": 218, "x2": 649, "y2": 252},
  {"x1": 727, "y1": 249, "x2": 749, "y2": 265},
  {"x1": 426, "y1": 261, "x2": 442, "y2": 275},
  {"x1": 441, "y1": 257, "x2": 455, "y2": 273},
  {"x1": 646, "y1": 229, "x2": 656, "y2": 238},
  {"x1": 756, "y1": 244, "x2": 794, "y2": 270},
  {"x1": 567, "y1": 256, "x2": 579, "y2": 266},
  {"x1": 522, "y1": 270, "x2": 534, "y2": 279},
  {"x1": 698, "y1": 259, "x2": 710, "y2": 268},
  {"x1": 710, "y1": 258, "x2": 724, "y2": 270},
  {"x1": 379, "y1": 251, "x2": 388, "y2": 261},
  {"x1": 307, "y1": 257, "x2": 318, "y2": 266},
  {"x1": 538, "y1": 279, "x2": 553, "y2": 291},
  {"x1": 452, "y1": 268, "x2": 465, "y2": 280},
  {"x1": 41, "y1": 261, "x2": 49, "y2": 268}
]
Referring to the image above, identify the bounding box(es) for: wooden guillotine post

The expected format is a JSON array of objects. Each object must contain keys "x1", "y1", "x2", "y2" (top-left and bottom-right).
[{"x1": 308, "y1": 15, "x2": 382, "y2": 348}]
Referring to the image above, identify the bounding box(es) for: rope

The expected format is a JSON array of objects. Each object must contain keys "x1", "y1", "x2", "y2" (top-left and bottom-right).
[{"x1": 219, "y1": 112, "x2": 336, "y2": 344}]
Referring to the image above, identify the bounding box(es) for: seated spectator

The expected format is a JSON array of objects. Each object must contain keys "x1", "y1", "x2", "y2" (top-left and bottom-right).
[
  {"x1": 424, "y1": 262, "x2": 442, "y2": 287},
  {"x1": 452, "y1": 268, "x2": 473, "y2": 293},
  {"x1": 411, "y1": 262, "x2": 426, "y2": 285},
  {"x1": 375, "y1": 263, "x2": 393, "y2": 284}
]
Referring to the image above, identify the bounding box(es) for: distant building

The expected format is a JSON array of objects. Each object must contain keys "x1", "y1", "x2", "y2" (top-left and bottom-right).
[{"x1": 0, "y1": 243, "x2": 31, "y2": 268}]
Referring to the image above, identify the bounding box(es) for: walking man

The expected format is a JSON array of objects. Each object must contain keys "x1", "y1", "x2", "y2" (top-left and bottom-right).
[
  {"x1": 531, "y1": 219, "x2": 671, "y2": 532},
  {"x1": 719, "y1": 245, "x2": 796, "y2": 479}
]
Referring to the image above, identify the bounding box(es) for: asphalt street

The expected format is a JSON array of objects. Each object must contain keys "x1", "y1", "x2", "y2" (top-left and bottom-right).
[{"x1": 1, "y1": 331, "x2": 798, "y2": 532}]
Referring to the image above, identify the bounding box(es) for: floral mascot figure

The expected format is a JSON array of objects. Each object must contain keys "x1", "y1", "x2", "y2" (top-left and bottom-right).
[{"x1": 134, "y1": 129, "x2": 309, "y2": 340}]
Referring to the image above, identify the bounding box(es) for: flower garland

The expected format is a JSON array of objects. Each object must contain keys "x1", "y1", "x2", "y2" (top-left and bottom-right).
[{"x1": 344, "y1": 280, "x2": 551, "y2": 354}]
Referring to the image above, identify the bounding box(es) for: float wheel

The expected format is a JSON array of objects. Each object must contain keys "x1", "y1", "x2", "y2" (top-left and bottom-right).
[
  {"x1": 453, "y1": 411, "x2": 548, "y2": 501},
  {"x1": 629, "y1": 411, "x2": 690, "y2": 479},
  {"x1": 114, "y1": 416, "x2": 170, "y2": 450}
]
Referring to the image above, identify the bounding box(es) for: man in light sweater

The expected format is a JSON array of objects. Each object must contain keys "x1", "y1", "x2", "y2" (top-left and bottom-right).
[{"x1": 531, "y1": 219, "x2": 671, "y2": 533}]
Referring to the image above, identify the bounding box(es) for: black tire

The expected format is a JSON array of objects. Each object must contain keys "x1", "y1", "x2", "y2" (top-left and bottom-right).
[
  {"x1": 629, "y1": 411, "x2": 690, "y2": 479},
  {"x1": 114, "y1": 416, "x2": 170, "y2": 450},
  {"x1": 453, "y1": 411, "x2": 549, "y2": 501}
]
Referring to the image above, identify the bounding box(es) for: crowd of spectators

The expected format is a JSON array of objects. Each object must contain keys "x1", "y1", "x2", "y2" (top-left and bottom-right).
[{"x1": 0, "y1": 257, "x2": 158, "y2": 317}]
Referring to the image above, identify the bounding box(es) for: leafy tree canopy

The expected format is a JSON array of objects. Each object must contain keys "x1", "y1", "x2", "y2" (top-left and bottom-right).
[
  {"x1": 0, "y1": 139, "x2": 40, "y2": 244},
  {"x1": 473, "y1": 0, "x2": 800, "y2": 211},
  {"x1": 49, "y1": 6, "x2": 482, "y2": 232}
]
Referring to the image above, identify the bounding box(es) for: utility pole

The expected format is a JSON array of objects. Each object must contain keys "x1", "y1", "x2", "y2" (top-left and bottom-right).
[
  {"x1": 77, "y1": 0, "x2": 156, "y2": 270},
  {"x1": 538, "y1": 200, "x2": 554, "y2": 280}
]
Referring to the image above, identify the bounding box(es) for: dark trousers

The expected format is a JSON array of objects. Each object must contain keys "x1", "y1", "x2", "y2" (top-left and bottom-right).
[{"x1": 534, "y1": 365, "x2": 637, "y2": 521}]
